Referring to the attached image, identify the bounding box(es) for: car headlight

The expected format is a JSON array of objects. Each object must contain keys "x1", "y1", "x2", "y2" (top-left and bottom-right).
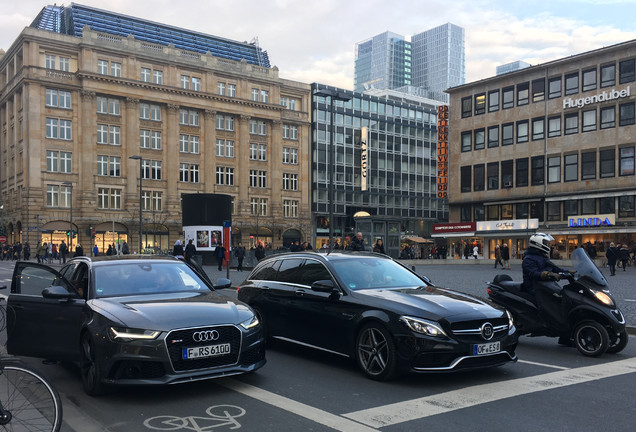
[
  {"x1": 240, "y1": 315, "x2": 260, "y2": 330},
  {"x1": 109, "y1": 327, "x2": 160, "y2": 342},
  {"x1": 506, "y1": 309, "x2": 514, "y2": 328},
  {"x1": 399, "y1": 316, "x2": 447, "y2": 338},
  {"x1": 591, "y1": 290, "x2": 615, "y2": 308}
]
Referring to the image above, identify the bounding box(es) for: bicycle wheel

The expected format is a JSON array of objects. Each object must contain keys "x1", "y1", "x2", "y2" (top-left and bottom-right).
[{"x1": 0, "y1": 362, "x2": 63, "y2": 432}]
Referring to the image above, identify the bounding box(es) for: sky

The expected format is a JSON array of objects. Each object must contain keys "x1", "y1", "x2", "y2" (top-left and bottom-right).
[{"x1": 1, "y1": 0, "x2": 636, "y2": 90}]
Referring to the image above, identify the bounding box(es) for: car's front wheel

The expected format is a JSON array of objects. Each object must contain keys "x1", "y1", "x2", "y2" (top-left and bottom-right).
[
  {"x1": 80, "y1": 332, "x2": 106, "y2": 396},
  {"x1": 355, "y1": 323, "x2": 399, "y2": 381}
]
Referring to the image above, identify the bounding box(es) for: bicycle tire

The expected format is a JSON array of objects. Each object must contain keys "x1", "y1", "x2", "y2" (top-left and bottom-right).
[{"x1": 0, "y1": 362, "x2": 63, "y2": 432}]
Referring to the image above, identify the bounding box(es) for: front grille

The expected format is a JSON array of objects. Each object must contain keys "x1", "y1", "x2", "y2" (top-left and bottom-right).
[
  {"x1": 450, "y1": 318, "x2": 509, "y2": 343},
  {"x1": 166, "y1": 325, "x2": 242, "y2": 372}
]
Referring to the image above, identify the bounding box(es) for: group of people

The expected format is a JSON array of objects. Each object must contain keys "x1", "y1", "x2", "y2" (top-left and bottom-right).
[
  {"x1": 1, "y1": 241, "x2": 30, "y2": 261},
  {"x1": 493, "y1": 243, "x2": 511, "y2": 269},
  {"x1": 604, "y1": 242, "x2": 635, "y2": 276}
]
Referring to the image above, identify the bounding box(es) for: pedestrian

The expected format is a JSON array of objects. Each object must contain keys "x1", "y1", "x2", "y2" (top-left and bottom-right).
[
  {"x1": 23, "y1": 242, "x2": 31, "y2": 260},
  {"x1": 106, "y1": 244, "x2": 113, "y2": 256},
  {"x1": 215, "y1": 243, "x2": 226, "y2": 271},
  {"x1": 463, "y1": 243, "x2": 470, "y2": 259},
  {"x1": 172, "y1": 239, "x2": 184, "y2": 259},
  {"x1": 373, "y1": 239, "x2": 386, "y2": 255},
  {"x1": 349, "y1": 232, "x2": 365, "y2": 251},
  {"x1": 618, "y1": 243, "x2": 630, "y2": 271},
  {"x1": 502, "y1": 243, "x2": 511, "y2": 269},
  {"x1": 59, "y1": 240, "x2": 68, "y2": 263},
  {"x1": 121, "y1": 240, "x2": 130, "y2": 255},
  {"x1": 494, "y1": 244, "x2": 503, "y2": 268},
  {"x1": 235, "y1": 243, "x2": 246, "y2": 271},
  {"x1": 254, "y1": 242, "x2": 265, "y2": 261},
  {"x1": 606, "y1": 242, "x2": 619, "y2": 276},
  {"x1": 93, "y1": 244, "x2": 99, "y2": 257},
  {"x1": 185, "y1": 239, "x2": 196, "y2": 264},
  {"x1": 473, "y1": 244, "x2": 479, "y2": 259},
  {"x1": 74, "y1": 243, "x2": 84, "y2": 257}
]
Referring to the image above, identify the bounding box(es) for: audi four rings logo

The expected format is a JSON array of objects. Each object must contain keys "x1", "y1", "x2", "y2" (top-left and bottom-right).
[
  {"x1": 192, "y1": 330, "x2": 220, "y2": 342},
  {"x1": 481, "y1": 323, "x2": 494, "y2": 341}
]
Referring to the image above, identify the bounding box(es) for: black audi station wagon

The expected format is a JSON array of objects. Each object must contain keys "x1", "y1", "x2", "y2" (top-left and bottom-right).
[
  {"x1": 237, "y1": 251, "x2": 518, "y2": 380},
  {"x1": 6, "y1": 255, "x2": 265, "y2": 395}
]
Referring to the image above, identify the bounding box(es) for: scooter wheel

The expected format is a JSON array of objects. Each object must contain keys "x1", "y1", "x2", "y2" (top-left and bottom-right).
[
  {"x1": 573, "y1": 321, "x2": 609, "y2": 357},
  {"x1": 606, "y1": 330, "x2": 629, "y2": 354}
]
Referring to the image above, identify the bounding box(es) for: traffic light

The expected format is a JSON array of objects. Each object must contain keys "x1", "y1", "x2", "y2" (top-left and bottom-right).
[{"x1": 66, "y1": 230, "x2": 76, "y2": 238}]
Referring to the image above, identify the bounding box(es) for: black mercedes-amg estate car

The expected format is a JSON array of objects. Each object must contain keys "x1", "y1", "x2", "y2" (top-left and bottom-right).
[
  {"x1": 6, "y1": 256, "x2": 265, "y2": 395},
  {"x1": 237, "y1": 251, "x2": 517, "y2": 380}
]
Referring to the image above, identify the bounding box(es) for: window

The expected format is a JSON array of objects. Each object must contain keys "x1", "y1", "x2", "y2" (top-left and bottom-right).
[
  {"x1": 97, "y1": 188, "x2": 121, "y2": 209},
  {"x1": 619, "y1": 146, "x2": 635, "y2": 176},
  {"x1": 97, "y1": 60, "x2": 108, "y2": 75},
  {"x1": 282, "y1": 173, "x2": 298, "y2": 190},
  {"x1": 581, "y1": 151, "x2": 596, "y2": 180},
  {"x1": 460, "y1": 166, "x2": 471, "y2": 192},
  {"x1": 564, "y1": 154, "x2": 578, "y2": 182},
  {"x1": 151, "y1": 160, "x2": 162, "y2": 180},
  {"x1": 180, "y1": 75, "x2": 190, "y2": 89},
  {"x1": 153, "y1": 70, "x2": 163, "y2": 84},
  {"x1": 619, "y1": 59, "x2": 635, "y2": 84},
  {"x1": 251, "y1": 88, "x2": 259, "y2": 101},
  {"x1": 582, "y1": 68, "x2": 597, "y2": 92},
  {"x1": 600, "y1": 149, "x2": 615, "y2": 178},
  {"x1": 501, "y1": 160, "x2": 513, "y2": 188},
  {"x1": 250, "y1": 198, "x2": 268, "y2": 217},
  {"x1": 502, "y1": 86, "x2": 514, "y2": 109},
  {"x1": 474, "y1": 93, "x2": 486, "y2": 115},
  {"x1": 564, "y1": 113, "x2": 578, "y2": 135},
  {"x1": 97, "y1": 97, "x2": 120, "y2": 115},
  {"x1": 460, "y1": 205, "x2": 472, "y2": 222},
  {"x1": 45, "y1": 89, "x2": 72, "y2": 109},
  {"x1": 215, "y1": 139, "x2": 235, "y2": 158},
  {"x1": 97, "y1": 155, "x2": 120, "y2": 177},
  {"x1": 261, "y1": 90, "x2": 269, "y2": 103},
  {"x1": 179, "y1": 135, "x2": 200, "y2": 154},
  {"x1": 600, "y1": 197, "x2": 615, "y2": 214},
  {"x1": 46, "y1": 151, "x2": 72, "y2": 173},
  {"x1": 548, "y1": 77, "x2": 561, "y2": 99},
  {"x1": 488, "y1": 90, "x2": 499, "y2": 112},
  {"x1": 45, "y1": 118, "x2": 72, "y2": 140},
  {"x1": 215, "y1": 166, "x2": 234, "y2": 185},
  {"x1": 217, "y1": 82, "x2": 226, "y2": 95},
  {"x1": 249, "y1": 170, "x2": 267, "y2": 188},
  {"x1": 619, "y1": 195, "x2": 635, "y2": 217},
  {"x1": 502, "y1": 123, "x2": 514, "y2": 146},
  {"x1": 516, "y1": 203, "x2": 529, "y2": 219},
  {"x1": 192, "y1": 77, "x2": 201, "y2": 91},
  {"x1": 517, "y1": 82, "x2": 529, "y2": 106},
  {"x1": 111, "y1": 62, "x2": 121, "y2": 77},
  {"x1": 487, "y1": 162, "x2": 499, "y2": 190},
  {"x1": 283, "y1": 200, "x2": 299, "y2": 218},
  {"x1": 581, "y1": 199, "x2": 596, "y2": 215},
  {"x1": 474, "y1": 205, "x2": 485, "y2": 222},
  {"x1": 57, "y1": 57, "x2": 69, "y2": 71},
  {"x1": 474, "y1": 129, "x2": 485, "y2": 150},
  {"x1": 228, "y1": 84, "x2": 236, "y2": 97},
  {"x1": 47, "y1": 185, "x2": 66, "y2": 207},
  {"x1": 97, "y1": 124, "x2": 120, "y2": 145},
  {"x1": 516, "y1": 158, "x2": 528, "y2": 187},
  {"x1": 461, "y1": 97, "x2": 472, "y2": 118},
  {"x1": 45, "y1": 54, "x2": 56, "y2": 69},
  {"x1": 531, "y1": 156, "x2": 544, "y2": 186},
  {"x1": 548, "y1": 116, "x2": 561, "y2": 137},
  {"x1": 283, "y1": 124, "x2": 299, "y2": 140},
  {"x1": 486, "y1": 205, "x2": 499, "y2": 221},
  {"x1": 473, "y1": 164, "x2": 484, "y2": 191},
  {"x1": 532, "y1": 117, "x2": 545, "y2": 140},
  {"x1": 487, "y1": 126, "x2": 499, "y2": 148},
  {"x1": 250, "y1": 120, "x2": 267, "y2": 136},
  {"x1": 179, "y1": 109, "x2": 199, "y2": 126},
  {"x1": 619, "y1": 102, "x2": 635, "y2": 126},
  {"x1": 141, "y1": 68, "x2": 150, "y2": 82},
  {"x1": 141, "y1": 191, "x2": 162, "y2": 212},
  {"x1": 461, "y1": 131, "x2": 471, "y2": 152},
  {"x1": 601, "y1": 64, "x2": 616, "y2": 87},
  {"x1": 283, "y1": 147, "x2": 298, "y2": 164},
  {"x1": 582, "y1": 109, "x2": 596, "y2": 132},
  {"x1": 565, "y1": 72, "x2": 579, "y2": 95},
  {"x1": 140, "y1": 103, "x2": 161, "y2": 121},
  {"x1": 547, "y1": 202, "x2": 561, "y2": 221},
  {"x1": 564, "y1": 200, "x2": 578, "y2": 218},
  {"x1": 250, "y1": 143, "x2": 267, "y2": 161},
  {"x1": 516, "y1": 120, "x2": 529, "y2": 143},
  {"x1": 532, "y1": 78, "x2": 545, "y2": 102},
  {"x1": 216, "y1": 114, "x2": 235, "y2": 131},
  {"x1": 548, "y1": 156, "x2": 560, "y2": 183},
  {"x1": 600, "y1": 106, "x2": 616, "y2": 129}
]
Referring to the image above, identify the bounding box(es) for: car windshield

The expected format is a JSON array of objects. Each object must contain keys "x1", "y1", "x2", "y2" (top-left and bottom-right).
[
  {"x1": 93, "y1": 262, "x2": 210, "y2": 298},
  {"x1": 330, "y1": 257, "x2": 426, "y2": 291}
]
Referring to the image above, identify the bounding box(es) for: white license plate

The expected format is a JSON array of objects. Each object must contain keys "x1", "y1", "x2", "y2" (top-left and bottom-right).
[
  {"x1": 473, "y1": 341, "x2": 500, "y2": 355},
  {"x1": 182, "y1": 343, "x2": 231, "y2": 360}
]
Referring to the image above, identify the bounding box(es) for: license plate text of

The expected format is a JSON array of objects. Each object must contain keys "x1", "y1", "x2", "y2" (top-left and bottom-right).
[
  {"x1": 473, "y1": 341, "x2": 500, "y2": 355},
  {"x1": 183, "y1": 343, "x2": 231, "y2": 359}
]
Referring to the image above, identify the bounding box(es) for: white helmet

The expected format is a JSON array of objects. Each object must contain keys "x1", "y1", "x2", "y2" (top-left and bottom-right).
[{"x1": 529, "y1": 233, "x2": 554, "y2": 255}]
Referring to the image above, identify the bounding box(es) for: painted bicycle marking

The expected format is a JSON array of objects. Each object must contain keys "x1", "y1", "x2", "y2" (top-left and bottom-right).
[{"x1": 144, "y1": 405, "x2": 246, "y2": 431}]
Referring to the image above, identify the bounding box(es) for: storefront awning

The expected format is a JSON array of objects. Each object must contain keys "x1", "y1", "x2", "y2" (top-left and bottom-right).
[{"x1": 403, "y1": 236, "x2": 433, "y2": 243}]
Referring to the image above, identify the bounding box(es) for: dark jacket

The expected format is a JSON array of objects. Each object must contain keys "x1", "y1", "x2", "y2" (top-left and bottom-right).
[
  {"x1": 255, "y1": 245, "x2": 265, "y2": 261},
  {"x1": 372, "y1": 242, "x2": 386, "y2": 254},
  {"x1": 606, "y1": 246, "x2": 619, "y2": 266},
  {"x1": 185, "y1": 242, "x2": 196, "y2": 261},
  {"x1": 349, "y1": 237, "x2": 365, "y2": 251},
  {"x1": 522, "y1": 248, "x2": 566, "y2": 293},
  {"x1": 502, "y1": 245, "x2": 510, "y2": 261},
  {"x1": 234, "y1": 246, "x2": 246, "y2": 260}
]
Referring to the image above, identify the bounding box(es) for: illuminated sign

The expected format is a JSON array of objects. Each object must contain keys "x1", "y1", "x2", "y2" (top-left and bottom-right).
[
  {"x1": 563, "y1": 86, "x2": 630, "y2": 109},
  {"x1": 360, "y1": 127, "x2": 368, "y2": 191},
  {"x1": 568, "y1": 214, "x2": 615, "y2": 228},
  {"x1": 432, "y1": 222, "x2": 476, "y2": 234},
  {"x1": 436, "y1": 105, "x2": 449, "y2": 199},
  {"x1": 477, "y1": 219, "x2": 539, "y2": 232}
]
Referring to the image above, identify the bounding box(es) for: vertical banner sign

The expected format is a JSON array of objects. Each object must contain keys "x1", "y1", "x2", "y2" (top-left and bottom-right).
[
  {"x1": 437, "y1": 105, "x2": 449, "y2": 199},
  {"x1": 360, "y1": 127, "x2": 369, "y2": 191},
  {"x1": 222, "y1": 220, "x2": 231, "y2": 266}
]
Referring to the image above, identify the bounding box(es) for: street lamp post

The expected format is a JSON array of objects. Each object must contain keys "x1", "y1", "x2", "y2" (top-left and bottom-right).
[
  {"x1": 62, "y1": 182, "x2": 73, "y2": 253},
  {"x1": 313, "y1": 88, "x2": 352, "y2": 251},
  {"x1": 129, "y1": 156, "x2": 143, "y2": 254}
]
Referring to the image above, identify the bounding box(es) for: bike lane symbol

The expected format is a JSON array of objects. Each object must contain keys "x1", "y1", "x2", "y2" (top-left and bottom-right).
[{"x1": 144, "y1": 405, "x2": 246, "y2": 431}]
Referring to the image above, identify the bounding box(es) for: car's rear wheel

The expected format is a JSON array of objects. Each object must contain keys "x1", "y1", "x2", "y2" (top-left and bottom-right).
[
  {"x1": 80, "y1": 332, "x2": 107, "y2": 396},
  {"x1": 355, "y1": 323, "x2": 399, "y2": 381},
  {"x1": 573, "y1": 321, "x2": 609, "y2": 357}
]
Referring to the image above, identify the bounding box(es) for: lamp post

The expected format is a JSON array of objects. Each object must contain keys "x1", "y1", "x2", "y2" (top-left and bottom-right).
[
  {"x1": 313, "y1": 87, "x2": 352, "y2": 251},
  {"x1": 129, "y1": 156, "x2": 143, "y2": 254},
  {"x1": 62, "y1": 182, "x2": 73, "y2": 253}
]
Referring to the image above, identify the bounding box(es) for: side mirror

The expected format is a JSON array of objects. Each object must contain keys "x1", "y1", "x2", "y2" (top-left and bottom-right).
[
  {"x1": 311, "y1": 279, "x2": 338, "y2": 294},
  {"x1": 42, "y1": 285, "x2": 77, "y2": 299},
  {"x1": 214, "y1": 278, "x2": 232, "y2": 290}
]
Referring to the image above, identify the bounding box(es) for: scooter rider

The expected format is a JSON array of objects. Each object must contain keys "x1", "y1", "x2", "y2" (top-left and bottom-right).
[{"x1": 522, "y1": 233, "x2": 574, "y2": 335}]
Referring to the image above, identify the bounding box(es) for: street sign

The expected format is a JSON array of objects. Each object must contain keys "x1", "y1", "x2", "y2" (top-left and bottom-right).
[{"x1": 0, "y1": 236, "x2": 6, "y2": 243}]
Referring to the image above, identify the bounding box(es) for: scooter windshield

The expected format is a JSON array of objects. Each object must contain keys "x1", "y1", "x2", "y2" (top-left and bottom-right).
[{"x1": 571, "y1": 247, "x2": 608, "y2": 287}]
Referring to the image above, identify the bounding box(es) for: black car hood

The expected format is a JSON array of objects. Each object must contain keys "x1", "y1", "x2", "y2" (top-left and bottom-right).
[
  {"x1": 356, "y1": 286, "x2": 503, "y2": 321},
  {"x1": 89, "y1": 291, "x2": 253, "y2": 331}
]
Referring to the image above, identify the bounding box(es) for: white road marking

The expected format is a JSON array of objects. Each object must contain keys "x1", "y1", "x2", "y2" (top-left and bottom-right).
[
  {"x1": 623, "y1": 299, "x2": 636, "y2": 302},
  {"x1": 218, "y1": 379, "x2": 379, "y2": 432},
  {"x1": 343, "y1": 357, "x2": 636, "y2": 428},
  {"x1": 517, "y1": 359, "x2": 570, "y2": 370}
]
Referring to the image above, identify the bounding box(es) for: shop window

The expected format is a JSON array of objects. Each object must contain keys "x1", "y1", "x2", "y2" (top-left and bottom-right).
[
  {"x1": 516, "y1": 158, "x2": 528, "y2": 187},
  {"x1": 600, "y1": 149, "x2": 615, "y2": 178},
  {"x1": 581, "y1": 151, "x2": 596, "y2": 180},
  {"x1": 531, "y1": 156, "x2": 544, "y2": 186},
  {"x1": 618, "y1": 195, "x2": 635, "y2": 217},
  {"x1": 474, "y1": 164, "x2": 485, "y2": 191},
  {"x1": 547, "y1": 202, "x2": 561, "y2": 221},
  {"x1": 532, "y1": 78, "x2": 545, "y2": 102},
  {"x1": 460, "y1": 166, "x2": 471, "y2": 193}
]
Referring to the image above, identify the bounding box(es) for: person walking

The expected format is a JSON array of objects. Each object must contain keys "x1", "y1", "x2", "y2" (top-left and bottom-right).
[
  {"x1": 618, "y1": 243, "x2": 630, "y2": 272},
  {"x1": 92, "y1": 244, "x2": 99, "y2": 257},
  {"x1": 185, "y1": 239, "x2": 196, "y2": 264},
  {"x1": 349, "y1": 232, "x2": 366, "y2": 251},
  {"x1": 59, "y1": 240, "x2": 68, "y2": 263},
  {"x1": 235, "y1": 243, "x2": 246, "y2": 272},
  {"x1": 121, "y1": 241, "x2": 130, "y2": 255},
  {"x1": 172, "y1": 239, "x2": 184, "y2": 259},
  {"x1": 373, "y1": 239, "x2": 386, "y2": 255},
  {"x1": 502, "y1": 243, "x2": 511, "y2": 269},
  {"x1": 606, "y1": 242, "x2": 619, "y2": 276},
  {"x1": 74, "y1": 243, "x2": 84, "y2": 257},
  {"x1": 494, "y1": 244, "x2": 503, "y2": 268},
  {"x1": 254, "y1": 242, "x2": 265, "y2": 261},
  {"x1": 473, "y1": 244, "x2": 479, "y2": 259},
  {"x1": 215, "y1": 244, "x2": 226, "y2": 271}
]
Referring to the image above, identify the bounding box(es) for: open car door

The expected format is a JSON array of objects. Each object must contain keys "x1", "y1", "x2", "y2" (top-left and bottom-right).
[{"x1": 7, "y1": 262, "x2": 84, "y2": 361}]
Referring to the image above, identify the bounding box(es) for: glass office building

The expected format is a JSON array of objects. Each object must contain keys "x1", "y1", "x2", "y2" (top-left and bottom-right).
[{"x1": 354, "y1": 32, "x2": 412, "y2": 93}]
